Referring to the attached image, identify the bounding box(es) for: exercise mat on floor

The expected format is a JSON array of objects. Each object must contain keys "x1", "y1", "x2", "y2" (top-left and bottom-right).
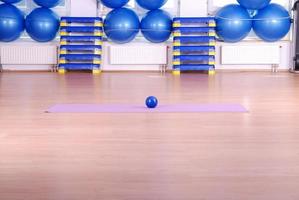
[{"x1": 46, "y1": 104, "x2": 248, "y2": 113}]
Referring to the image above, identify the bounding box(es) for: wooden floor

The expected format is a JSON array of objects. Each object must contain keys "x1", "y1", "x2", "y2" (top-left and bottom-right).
[{"x1": 1, "y1": 71, "x2": 299, "y2": 200}]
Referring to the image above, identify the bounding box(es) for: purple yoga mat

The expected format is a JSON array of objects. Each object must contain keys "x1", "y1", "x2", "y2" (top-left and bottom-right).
[{"x1": 46, "y1": 104, "x2": 247, "y2": 113}]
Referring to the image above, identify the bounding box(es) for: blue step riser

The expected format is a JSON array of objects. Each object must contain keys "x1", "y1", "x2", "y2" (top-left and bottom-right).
[
  {"x1": 173, "y1": 47, "x2": 215, "y2": 55},
  {"x1": 173, "y1": 65, "x2": 214, "y2": 71},
  {"x1": 174, "y1": 51, "x2": 214, "y2": 55},
  {"x1": 59, "y1": 17, "x2": 103, "y2": 72},
  {"x1": 61, "y1": 48, "x2": 101, "y2": 52},
  {"x1": 60, "y1": 55, "x2": 101, "y2": 59},
  {"x1": 61, "y1": 17, "x2": 103, "y2": 24},
  {"x1": 59, "y1": 64, "x2": 100, "y2": 70},
  {"x1": 174, "y1": 32, "x2": 215, "y2": 37},
  {"x1": 174, "y1": 27, "x2": 215, "y2": 31},
  {"x1": 173, "y1": 17, "x2": 215, "y2": 23},
  {"x1": 172, "y1": 17, "x2": 216, "y2": 72}
]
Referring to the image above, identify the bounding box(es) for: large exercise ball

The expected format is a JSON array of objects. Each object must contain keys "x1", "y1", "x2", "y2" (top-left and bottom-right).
[
  {"x1": 1, "y1": 0, "x2": 23, "y2": 4},
  {"x1": 104, "y1": 8, "x2": 140, "y2": 44},
  {"x1": 237, "y1": 0, "x2": 271, "y2": 10},
  {"x1": 100, "y1": 0, "x2": 129, "y2": 8},
  {"x1": 136, "y1": 0, "x2": 167, "y2": 10},
  {"x1": 0, "y1": 3, "x2": 24, "y2": 42},
  {"x1": 253, "y1": 4, "x2": 291, "y2": 42},
  {"x1": 141, "y1": 9, "x2": 172, "y2": 43},
  {"x1": 33, "y1": 0, "x2": 62, "y2": 8},
  {"x1": 25, "y1": 8, "x2": 59, "y2": 42},
  {"x1": 215, "y1": 4, "x2": 252, "y2": 43}
]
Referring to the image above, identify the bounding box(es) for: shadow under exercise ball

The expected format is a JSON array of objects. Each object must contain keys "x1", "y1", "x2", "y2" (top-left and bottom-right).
[
  {"x1": 33, "y1": 0, "x2": 62, "y2": 8},
  {"x1": 136, "y1": 0, "x2": 167, "y2": 10},
  {"x1": 0, "y1": 0, "x2": 23, "y2": 3},
  {"x1": 253, "y1": 3, "x2": 291, "y2": 42},
  {"x1": 215, "y1": 4, "x2": 252, "y2": 43},
  {"x1": 100, "y1": 0, "x2": 129, "y2": 9},
  {"x1": 25, "y1": 8, "x2": 60, "y2": 42},
  {"x1": 0, "y1": 3, "x2": 24, "y2": 42},
  {"x1": 104, "y1": 8, "x2": 140, "y2": 44},
  {"x1": 141, "y1": 9, "x2": 172, "y2": 43},
  {"x1": 237, "y1": 0, "x2": 271, "y2": 10}
]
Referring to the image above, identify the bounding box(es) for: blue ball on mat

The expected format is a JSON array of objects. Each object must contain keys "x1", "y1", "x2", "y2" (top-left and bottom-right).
[{"x1": 146, "y1": 96, "x2": 158, "y2": 109}]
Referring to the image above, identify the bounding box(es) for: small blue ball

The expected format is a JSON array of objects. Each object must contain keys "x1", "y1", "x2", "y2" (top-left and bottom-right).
[{"x1": 145, "y1": 96, "x2": 158, "y2": 108}]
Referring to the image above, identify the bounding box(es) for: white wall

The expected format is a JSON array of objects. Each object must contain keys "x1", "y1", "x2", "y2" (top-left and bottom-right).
[
  {"x1": 180, "y1": 0, "x2": 208, "y2": 17},
  {"x1": 70, "y1": 0, "x2": 97, "y2": 17},
  {"x1": 0, "y1": 0, "x2": 294, "y2": 71}
]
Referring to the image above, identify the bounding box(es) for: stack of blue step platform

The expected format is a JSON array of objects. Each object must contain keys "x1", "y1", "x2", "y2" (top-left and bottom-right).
[
  {"x1": 58, "y1": 17, "x2": 103, "y2": 74},
  {"x1": 172, "y1": 17, "x2": 216, "y2": 75}
]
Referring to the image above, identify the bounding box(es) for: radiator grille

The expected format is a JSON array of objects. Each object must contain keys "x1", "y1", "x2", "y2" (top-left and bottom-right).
[
  {"x1": 109, "y1": 45, "x2": 168, "y2": 65},
  {"x1": 0, "y1": 45, "x2": 57, "y2": 65},
  {"x1": 221, "y1": 45, "x2": 281, "y2": 65}
]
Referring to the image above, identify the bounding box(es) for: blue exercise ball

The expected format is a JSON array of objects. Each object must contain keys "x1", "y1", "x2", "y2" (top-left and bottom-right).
[
  {"x1": 0, "y1": 3, "x2": 24, "y2": 42},
  {"x1": 136, "y1": 0, "x2": 167, "y2": 10},
  {"x1": 25, "y1": 8, "x2": 59, "y2": 42},
  {"x1": 237, "y1": 0, "x2": 271, "y2": 10},
  {"x1": 33, "y1": 0, "x2": 62, "y2": 8},
  {"x1": 215, "y1": 4, "x2": 252, "y2": 43},
  {"x1": 145, "y1": 96, "x2": 158, "y2": 108},
  {"x1": 104, "y1": 8, "x2": 140, "y2": 44},
  {"x1": 253, "y1": 3, "x2": 291, "y2": 42},
  {"x1": 100, "y1": 0, "x2": 129, "y2": 8},
  {"x1": 1, "y1": 0, "x2": 23, "y2": 4},
  {"x1": 141, "y1": 9, "x2": 172, "y2": 43}
]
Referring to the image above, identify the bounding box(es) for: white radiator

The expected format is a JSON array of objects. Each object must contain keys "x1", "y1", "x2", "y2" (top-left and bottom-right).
[
  {"x1": 109, "y1": 45, "x2": 168, "y2": 65},
  {"x1": 0, "y1": 45, "x2": 57, "y2": 65},
  {"x1": 221, "y1": 45, "x2": 281, "y2": 65}
]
